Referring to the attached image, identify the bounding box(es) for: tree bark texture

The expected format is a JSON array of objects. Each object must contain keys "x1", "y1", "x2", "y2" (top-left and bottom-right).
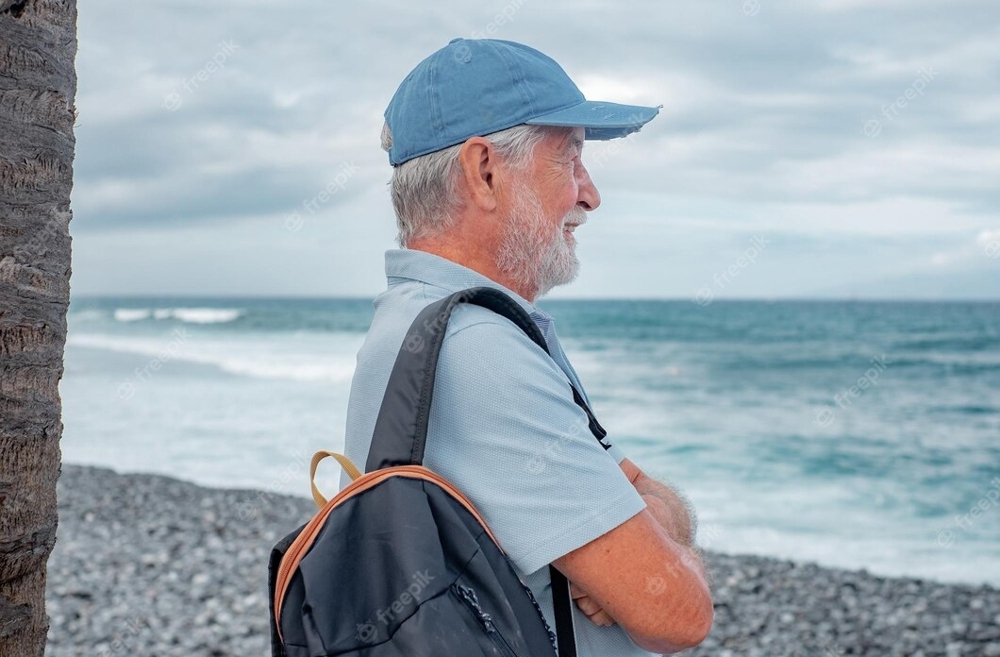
[{"x1": 0, "y1": 0, "x2": 77, "y2": 654}]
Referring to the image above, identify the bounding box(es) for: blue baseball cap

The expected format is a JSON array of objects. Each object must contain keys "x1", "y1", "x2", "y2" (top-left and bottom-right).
[{"x1": 383, "y1": 38, "x2": 661, "y2": 166}]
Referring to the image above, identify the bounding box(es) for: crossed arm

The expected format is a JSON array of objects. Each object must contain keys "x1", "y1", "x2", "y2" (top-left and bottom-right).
[
  {"x1": 554, "y1": 457, "x2": 713, "y2": 653},
  {"x1": 621, "y1": 458, "x2": 698, "y2": 545}
]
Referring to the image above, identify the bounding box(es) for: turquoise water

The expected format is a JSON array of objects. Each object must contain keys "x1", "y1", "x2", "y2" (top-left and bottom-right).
[{"x1": 61, "y1": 297, "x2": 1000, "y2": 586}]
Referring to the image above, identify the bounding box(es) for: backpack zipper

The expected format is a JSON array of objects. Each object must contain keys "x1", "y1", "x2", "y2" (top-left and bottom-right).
[{"x1": 452, "y1": 583, "x2": 519, "y2": 657}]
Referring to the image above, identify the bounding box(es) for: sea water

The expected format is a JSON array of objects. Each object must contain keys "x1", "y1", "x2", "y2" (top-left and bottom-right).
[{"x1": 60, "y1": 297, "x2": 1000, "y2": 587}]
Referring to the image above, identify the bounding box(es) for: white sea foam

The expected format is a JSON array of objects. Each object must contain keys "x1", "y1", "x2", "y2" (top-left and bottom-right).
[
  {"x1": 110, "y1": 307, "x2": 243, "y2": 324},
  {"x1": 168, "y1": 308, "x2": 243, "y2": 324},
  {"x1": 113, "y1": 309, "x2": 152, "y2": 322},
  {"x1": 697, "y1": 520, "x2": 1000, "y2": 587},
  {"x1": 67, "y1": 332, "x2": 362, "y2": 384},
  {"x1": 207, "y1": 353, "x2": 357, "y2": 383}
]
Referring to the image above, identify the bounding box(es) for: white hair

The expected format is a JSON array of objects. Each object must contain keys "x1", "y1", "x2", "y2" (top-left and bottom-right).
[{"x1": 381, "y1": 123, "x2": 550, "y2": 247}]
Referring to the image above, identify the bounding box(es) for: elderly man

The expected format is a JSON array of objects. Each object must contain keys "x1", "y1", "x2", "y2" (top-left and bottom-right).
[{"x1": 342, "y1": 39, "x2": 713, "y2": 655}]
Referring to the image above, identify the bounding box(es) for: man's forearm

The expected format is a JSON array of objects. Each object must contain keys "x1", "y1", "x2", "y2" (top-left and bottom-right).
[
  {"x1": 619, "y1": 458, "x2": 708, "y2": 584},
  {"x1": 636, "y1": 478, "x2": 710, "y2": 586},
  {"x1": 640, "y1": 490, "x2": 694, "y2": 547},
  {"x1": 619, "y1": 458, "x2": 698, "y2": 546},
  {"x1": 634, "y1": 476, "x2": 696, "y2": 547}
]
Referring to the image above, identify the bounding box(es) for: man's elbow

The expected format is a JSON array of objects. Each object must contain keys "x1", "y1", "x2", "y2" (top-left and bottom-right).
[{"x1": 628, "y1": 593, "x2": 714, "y2": 653}]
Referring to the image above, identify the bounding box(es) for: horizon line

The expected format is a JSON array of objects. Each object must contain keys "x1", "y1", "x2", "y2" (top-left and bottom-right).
[{"x1": 68, "y1": 293, "x2": 1000, "y2": 304}]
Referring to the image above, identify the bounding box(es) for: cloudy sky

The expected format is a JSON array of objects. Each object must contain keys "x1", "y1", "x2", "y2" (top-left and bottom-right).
[{"x1": 69, "y1": 0, "x2": 1000, "y2": 299}]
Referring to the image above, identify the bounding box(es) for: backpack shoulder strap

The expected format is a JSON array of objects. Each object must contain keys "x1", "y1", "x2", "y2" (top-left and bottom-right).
[{"x1": 365, "y1": 286, "x2": 550, "y2": 471}]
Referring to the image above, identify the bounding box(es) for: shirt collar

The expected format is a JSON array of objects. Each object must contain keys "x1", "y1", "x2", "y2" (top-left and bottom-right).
[{"x1": 384, "y1": 248, "x2": 554, "y2": 327}]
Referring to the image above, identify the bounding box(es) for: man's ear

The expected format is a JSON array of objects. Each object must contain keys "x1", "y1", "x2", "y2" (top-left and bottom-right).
[{"x1": 457, "y1": 137, "x2": 500, "y2": 213}]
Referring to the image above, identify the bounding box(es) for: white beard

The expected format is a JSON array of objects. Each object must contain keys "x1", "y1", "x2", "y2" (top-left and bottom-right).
[{"x1": 496, "y1": 182, "x2": 586, "y2": 299}]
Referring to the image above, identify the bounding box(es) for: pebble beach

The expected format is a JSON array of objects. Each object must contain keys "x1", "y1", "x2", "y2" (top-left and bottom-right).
[{"x1": 46, "y1": 464, "x2": 1000, "y2": 657}]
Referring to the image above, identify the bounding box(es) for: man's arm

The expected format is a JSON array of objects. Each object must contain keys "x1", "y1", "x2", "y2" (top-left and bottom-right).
[
  {"x1": 553, "y1": 456, "x2": 713, "y2": 653},
  {"x1": 570, "y1": 458, "x2": 711, "y2": 633},
  {"x1": 621, "y1": 458, "x2": 709, "y2": 584},
  {"x1": 621, "y1": 458, "x2": 696, "y2": 545}
]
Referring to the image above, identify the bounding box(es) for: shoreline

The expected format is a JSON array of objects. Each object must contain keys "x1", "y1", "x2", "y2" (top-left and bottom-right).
[{"x1": 46, "y1": 464, "x2": 1000, "y2": 656}]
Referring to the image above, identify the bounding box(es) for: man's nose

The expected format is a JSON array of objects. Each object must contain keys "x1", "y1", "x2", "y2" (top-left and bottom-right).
[{"x1": 577, "y1": 163, "x2": 601, "y2": 211}]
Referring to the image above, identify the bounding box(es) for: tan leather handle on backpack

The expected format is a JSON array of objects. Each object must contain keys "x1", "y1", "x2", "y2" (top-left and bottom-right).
[{"x1": 310, "y1": 451, "x2": 363, "y2": 509}]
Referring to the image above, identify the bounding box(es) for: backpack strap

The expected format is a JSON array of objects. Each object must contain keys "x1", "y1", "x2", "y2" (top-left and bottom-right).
[
  {"x1": 365, "y1": 287, "x2": 547, "y2": 470},
  {"x1": 366, "y1": 286, "x2": 612, "y2": 657},
  {"x1": 551, "y1": 567, "x2": 578, "y2": 657}
]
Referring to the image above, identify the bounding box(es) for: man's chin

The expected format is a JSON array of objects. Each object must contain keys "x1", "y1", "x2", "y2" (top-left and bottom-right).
[{"x1": 534, "y1": 261, "x2": 580, "y2": 298}]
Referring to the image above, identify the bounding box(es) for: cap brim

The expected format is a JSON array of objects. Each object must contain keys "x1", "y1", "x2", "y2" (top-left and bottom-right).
[{"x1": 524, "y1": 100, "x2": 661, "y2": 140}]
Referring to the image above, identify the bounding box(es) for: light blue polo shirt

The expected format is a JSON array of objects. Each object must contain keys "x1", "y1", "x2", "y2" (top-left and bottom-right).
[{"x1": 342, "y1": 248, "x2": 653, "y2": 656}]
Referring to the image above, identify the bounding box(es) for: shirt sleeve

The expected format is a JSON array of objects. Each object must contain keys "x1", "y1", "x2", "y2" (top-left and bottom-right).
[
  {"x1": 421, "y1": 314, "x2": 647, "y2": 576},
  {"x1": 606, "y1": 442, "x2": 628, "y2": 464}
]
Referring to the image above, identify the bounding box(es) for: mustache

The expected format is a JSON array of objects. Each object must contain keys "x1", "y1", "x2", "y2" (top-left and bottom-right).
[{"x1": 562, "y1": 207, "x2": 588, "y2": 228}]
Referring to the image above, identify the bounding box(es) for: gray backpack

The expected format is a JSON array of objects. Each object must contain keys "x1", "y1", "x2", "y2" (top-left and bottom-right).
[{"x1": 269, "y1": 287, "x2": 611, "y2": 656}]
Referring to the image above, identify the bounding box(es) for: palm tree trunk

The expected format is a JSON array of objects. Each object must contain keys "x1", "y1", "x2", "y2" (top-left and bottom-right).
[{"x1": 0, "y1": 0, "x2": 78, "y2": 654}]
